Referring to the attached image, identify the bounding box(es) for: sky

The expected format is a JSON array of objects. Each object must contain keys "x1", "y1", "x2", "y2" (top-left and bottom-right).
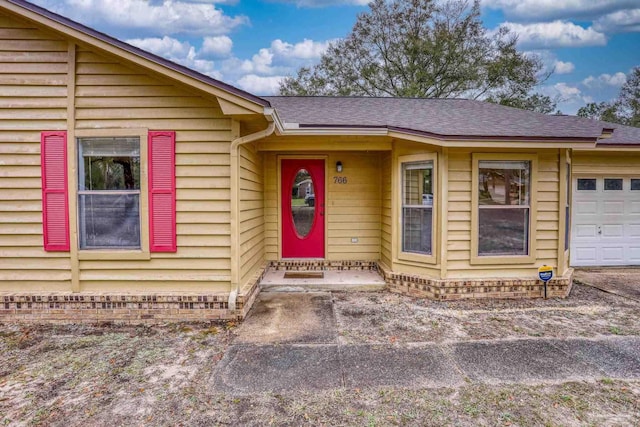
[{"x1": 30, "y1": 0, "x2": 640, "y2": 114}]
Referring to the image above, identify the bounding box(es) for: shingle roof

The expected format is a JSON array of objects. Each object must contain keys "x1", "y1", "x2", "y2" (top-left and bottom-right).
[
  {"x1": 265, "y1": 96, "x2": 631, "y2": 142},
  {"x1": 4, "y1": 0, "x2": 270, "y2": 107},
  {"x1": 598, "y1": 122, "x2": 640, "y2": 145}
]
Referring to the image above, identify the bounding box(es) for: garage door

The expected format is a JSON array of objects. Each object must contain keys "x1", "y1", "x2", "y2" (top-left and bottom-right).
[{"x1": 571, "y1": 177, "x2": 640, "y2": 266}]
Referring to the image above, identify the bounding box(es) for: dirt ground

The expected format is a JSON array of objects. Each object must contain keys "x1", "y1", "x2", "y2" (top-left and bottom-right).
[{"x1": 1, "y1": 283, "x2": 640, "y2": 426}]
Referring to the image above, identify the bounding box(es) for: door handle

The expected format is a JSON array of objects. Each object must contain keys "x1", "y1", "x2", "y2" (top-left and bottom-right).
[{"x1": 598, "y1": 226, "x2": 602, "y2": 235}]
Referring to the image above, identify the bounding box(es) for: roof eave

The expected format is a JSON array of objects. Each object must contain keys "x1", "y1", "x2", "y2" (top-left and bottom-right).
[{"x1": 279, "y1": 124, "x2": 598, "y2": 148}]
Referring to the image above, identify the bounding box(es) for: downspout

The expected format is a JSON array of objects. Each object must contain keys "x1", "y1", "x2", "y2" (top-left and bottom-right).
[{"x1": 228, "y1": 107, "x2": 276, "y2": 311}]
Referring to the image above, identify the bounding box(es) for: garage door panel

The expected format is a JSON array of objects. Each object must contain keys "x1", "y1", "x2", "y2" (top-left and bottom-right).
[
  {"x1": 575, "y1": 224, "x2": 597, "y2": 238},
  {"x1": 571, "y1": 176, "x2": 640, "y2": 266},
  {"x1": 572, "y1": 246, "x2": 597, "y2": 265},
  {"x1": 630, "y1": 201, "x2": 640, "y2": 214},
  {"x1": 574, "y1": 200, "x2": 597, "y2": 214},
  {"x1": 627, "y1": 224, "x2": 640, "y2": 237},
  {"x1": 628, "y1": 247, "x2": 640, "y2": 262},
  {"x1": 603, "y1": 201, "x2": 625, "y2": 214},
  {"x1": 601, "y1": 246, "x2": 624, "y2": 262},
  {"x1": 602, "y1": 224, "x2": 623, "y2": 237}
]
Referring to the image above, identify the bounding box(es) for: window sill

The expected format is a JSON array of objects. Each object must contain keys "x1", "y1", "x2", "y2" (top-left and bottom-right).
[
  {"x1": 398, "y1": 251, "x2": 437, "y2": 265},
  {"x1": 470, "y1": 254, "x2": 535, "y2": 265},
  {"x1": 78, "y1": 250, "x2": 151, "y2": 261}
]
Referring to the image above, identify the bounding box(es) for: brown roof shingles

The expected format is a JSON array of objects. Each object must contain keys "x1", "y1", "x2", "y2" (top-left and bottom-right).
[{"x1": 264, "y1": 96, "x2": 614, "y2": 140}]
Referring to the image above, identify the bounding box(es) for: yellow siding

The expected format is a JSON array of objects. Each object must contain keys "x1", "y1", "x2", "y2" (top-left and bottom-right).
[
  {"x1": 380, "y1": 152, "x2": 392, "y2": 267},
  {"x1": 326, "y1": 153, "x2": 381, "y2": 260},
  {"x1": 239, "y1": 142, "x2": 264, "y2": 286},
  {"x1": 74, "y1": 47, "x2": 232, "y2": 292},
  {"x1": 445, "y1": 149, "x2": 560, "y2": 278},
  {"x1": 263, "y1": 151, "x2": 382, "y2": 260},
  {"x1": 0, "y1": 8, "x2": 237, "y2": 293},
  {"x1": 572, "y1": 151, "x2": 640, "y2": 175},
  {"x1": 0, "y1": 12, "x2": 71, "y2": 291}
]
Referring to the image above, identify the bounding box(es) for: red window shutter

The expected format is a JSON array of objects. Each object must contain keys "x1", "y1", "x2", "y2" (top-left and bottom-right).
[
  {"x1": 148, "y1": 131, "x2": 177, "y2": 252},
  {"x1": 41, "y1": 131, "x2": 69, "y2": 251}
]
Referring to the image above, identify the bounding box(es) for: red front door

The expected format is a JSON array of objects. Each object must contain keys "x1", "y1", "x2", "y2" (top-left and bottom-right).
[{"x1": 281, "y1": 159, "x2": 325, "y2": 258}]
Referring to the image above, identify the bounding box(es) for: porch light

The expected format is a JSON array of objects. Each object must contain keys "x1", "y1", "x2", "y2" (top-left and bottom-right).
[{"x1": 336, "y1": 161, "x2": 343, "y2": 173}]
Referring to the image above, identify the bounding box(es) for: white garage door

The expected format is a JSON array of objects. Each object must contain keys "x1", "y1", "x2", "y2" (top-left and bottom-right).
[{"x1": 571, "y1": 176, "x2": 640, "y2": 266}]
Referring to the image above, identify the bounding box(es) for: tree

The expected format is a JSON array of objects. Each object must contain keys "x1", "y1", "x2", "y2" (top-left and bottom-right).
[
  {"x1": 279, "y1": 0, "x2": 549, "y2": 111},
  {"x1": 577, "y1": 67, "x2": 640, "y2": 127}
]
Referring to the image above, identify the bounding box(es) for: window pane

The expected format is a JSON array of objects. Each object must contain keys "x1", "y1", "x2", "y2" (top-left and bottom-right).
[
  {"x1": 79, "y1": 138, "x2": 140, "y2": 191},
  {"x1": 632, "y1": 179, "x2": 640, "y2": 190},
  {"x1": 402, "y1": 207, "x2": 432, "y2": 254},
  {"x1": 577, "y1": 178, "x2": 596, "y2": 191},
  {"x1": 403, "y1": 162, "x2": 433, "y2": 206},
  {"x1": 479, "y1": 208, "x2": 529, "y2": 255},
  {"x1": 79, "y1": 194, "x2": 141, "y2": 249},
  {"x1": 604, "y1": 178, "x2": 623, "y2": 191},
  {"x1": 291, "y1": 169, "x2": 314, "y2": 237},
  {"x1": 478, "y1": 161, "x2": 530, "y2": 206}
]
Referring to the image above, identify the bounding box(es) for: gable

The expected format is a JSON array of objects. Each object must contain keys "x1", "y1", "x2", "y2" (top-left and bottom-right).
[{"x1": 0, "y1": 0, "x2": 268, "y2": 116}]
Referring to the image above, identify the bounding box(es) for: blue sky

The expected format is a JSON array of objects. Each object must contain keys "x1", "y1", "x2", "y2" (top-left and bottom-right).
[{"x1": 32, "y1": 0, "x2": 640, "y2": 114}]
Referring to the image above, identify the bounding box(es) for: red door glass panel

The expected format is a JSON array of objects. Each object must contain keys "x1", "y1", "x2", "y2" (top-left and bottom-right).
[{"x1": 281, "y1": 159, "x2": 325, "y2": 258}]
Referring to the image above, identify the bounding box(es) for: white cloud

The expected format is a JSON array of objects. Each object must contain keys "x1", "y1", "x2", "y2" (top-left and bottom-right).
[
  {"x1": 501, "y1": 21, "x2": 607, "y2": 48},
  {"x1": 554, "y1": 60, "x2": 575, "y2": 74},
  {"x1": 271, "y1": 39, "x2": 333, "y2": 60},
  {"x1": 482, "y1": 0, "x2": 639, "y2": 22},
  {"x1": 200, "y1": 36, "x2": 233, "y2": 57},
  {"x1": 33, "y1": 0, "x2": 248, "y2": 36},
  {"x1": 236, "y1": 75, "x2": 283, "y2": 95},
  {"x1": 553, "y1": 82, "x2": 582, "y2": 101},
  {"x1": 126, "y1": 36, "x2": 221, "y2": 79},
  {"x1": 582, "y1": 72, "x2": 627, "y2": 88},
  {"x1": 594, "y1": 8, "x2": 640, "y2": 33},
  {"x1": 127, "y1": 36, "x2": 193, "y2": 58},
  {"x1": 223, "y1": 38, "x2": 332, "y2": 78},
  {"x1": 270, "y1": 0, "x2": 369, "y2": 7}
]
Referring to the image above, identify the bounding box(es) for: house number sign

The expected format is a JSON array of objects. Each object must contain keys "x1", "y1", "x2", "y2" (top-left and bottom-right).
[{"x1": 333, "y1": 176, "x2": 348, "y2": 184}]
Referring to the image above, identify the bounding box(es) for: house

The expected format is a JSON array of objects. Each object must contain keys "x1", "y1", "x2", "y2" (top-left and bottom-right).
[{"x1": 1, "y1": 0, "x2": 640, "y2": 323}]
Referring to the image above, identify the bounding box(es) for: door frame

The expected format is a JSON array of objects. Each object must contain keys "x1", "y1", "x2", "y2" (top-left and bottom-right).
[{"x1": 277, "y1": 154, "x2": 328, "y2": 259}]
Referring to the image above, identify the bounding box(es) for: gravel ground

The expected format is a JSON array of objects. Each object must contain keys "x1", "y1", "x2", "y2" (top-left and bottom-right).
[{"x1": 1, "y1": 283, "x2": 639, "y2": 426}]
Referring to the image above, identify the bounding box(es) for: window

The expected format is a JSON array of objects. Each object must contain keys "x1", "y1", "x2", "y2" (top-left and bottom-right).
[
  {"x1": 604, "y1": 178, "x2": 623, "y2": 191},
  {"x1": 632, "y1": 179, "x2": 640, "y2": 191},
  {"x1": 577, "y1": 178, "x2": 596, "y2": 191},
  {"x1": 402, "y1": 161, "x2": 433, "y2": 255},
  {"x1": 477, "y1": 160, "x2": 531, "y2": 256},
  {"x1": 78, "y1": 137, "x2": 141, "y2": 249}
]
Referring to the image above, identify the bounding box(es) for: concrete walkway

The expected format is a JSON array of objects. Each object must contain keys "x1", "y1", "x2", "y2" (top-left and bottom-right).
[{"x1": 211, "y1": 292, "x2": 640, "y2": 394}]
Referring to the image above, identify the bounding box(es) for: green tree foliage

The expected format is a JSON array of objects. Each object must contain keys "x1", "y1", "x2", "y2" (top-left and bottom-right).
[
  {"x1": 279, "y1": 0, "x2": 551, "y2": 112},
  {"x1": 577, "y1": 67, "x2": 640, "y2": 127}
]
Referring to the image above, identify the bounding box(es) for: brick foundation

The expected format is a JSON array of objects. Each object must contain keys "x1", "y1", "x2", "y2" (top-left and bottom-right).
[
  {"x1": 0, "y1": 264, "x2": 266, "y2": 325},
  {"x1": 0, "y1": 261, "x2": 573, "y2": 324},
  {"x1": 378, "y1": 263, "x2": 574, "y2": 300},
  {"x1": 268, "y1": 260, "x2": 379, "y2": 271}
]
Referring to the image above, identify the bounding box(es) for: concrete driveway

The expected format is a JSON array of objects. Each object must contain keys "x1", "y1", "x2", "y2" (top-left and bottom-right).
[
  {"x1": 574, "y1": 268, "x2": 640, "y2": 302},
  {"x1": 211, "y1": 290, "x2": 640, "y2": 394}
]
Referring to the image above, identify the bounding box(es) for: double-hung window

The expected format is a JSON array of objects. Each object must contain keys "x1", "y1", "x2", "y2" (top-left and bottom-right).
[
  {"x1": 400, "y1": 155, "x2": 435, "y2": 259},
  {"x1": 472, "y1": 155, "x2": 536, "y2": 262},
  {"x1": 78, "y1": 137, "x2": 141, "y2": 249}
]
